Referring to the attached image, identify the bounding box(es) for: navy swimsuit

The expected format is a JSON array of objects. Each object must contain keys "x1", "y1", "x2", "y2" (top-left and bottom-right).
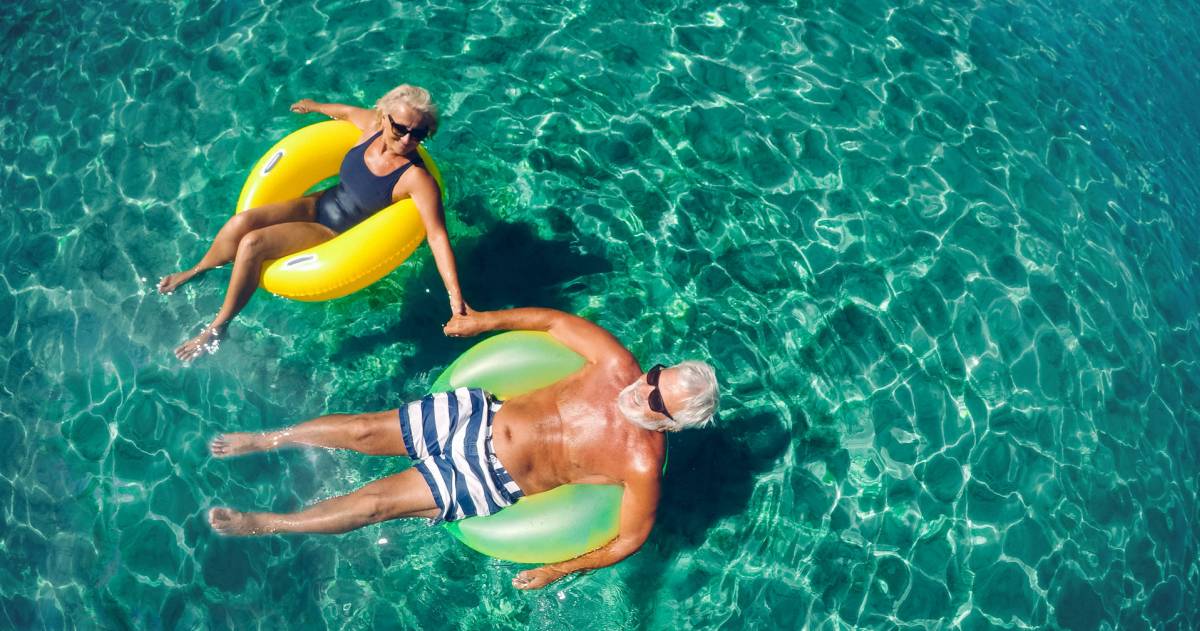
[{"x1": 314, "y1": 131, "x2": 423, "y2": 233}]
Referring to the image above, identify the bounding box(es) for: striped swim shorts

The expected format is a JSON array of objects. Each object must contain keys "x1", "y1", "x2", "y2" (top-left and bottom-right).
[{"x1": 398, "y1": 388, "x2": 525, "y2": 522}]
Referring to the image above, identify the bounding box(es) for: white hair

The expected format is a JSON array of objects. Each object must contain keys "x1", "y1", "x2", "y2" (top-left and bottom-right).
[
  {"x1": 618, "y1": 361, "x2": 719, "y2": 432},
  {"x1": 375, "y1": 84, "x2": 439, "y2": 137}
]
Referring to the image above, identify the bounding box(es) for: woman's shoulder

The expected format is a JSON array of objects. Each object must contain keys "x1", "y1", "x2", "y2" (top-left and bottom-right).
[
  {"x1": 393, "y1": 156, "x2": 440, "y2": 198},
  {"x1": 402, "y1": 152, "x2": 434, "y2": 177},
  {"x1": 348, "y1": 107, "x2": 381, "y2": 133},
  {"x1": 354, "y1": 124, "x2": 383, "y2": 148}
]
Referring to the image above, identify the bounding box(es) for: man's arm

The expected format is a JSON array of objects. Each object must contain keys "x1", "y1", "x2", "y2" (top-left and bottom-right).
[
  {"x1": 444, "y1": 308, "x2": 634, "y2": 367},
  {"x1": 512, "y1": 470, "x2": 660, "y2": 590}
]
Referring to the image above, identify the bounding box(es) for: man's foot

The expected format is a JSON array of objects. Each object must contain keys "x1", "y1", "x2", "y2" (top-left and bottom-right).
[
  {"x1": 175, "y1": 325, "x2": 224, "y2": 361},
  {"x1": 210, "y1": 433, "x2": 269, "y2": 458},
  {"x1": 157, "y1": 269, "x2": 198, "y2": 294},
  {"x1": 209, "y1": 507, "x2": 267, "y2": 536}
]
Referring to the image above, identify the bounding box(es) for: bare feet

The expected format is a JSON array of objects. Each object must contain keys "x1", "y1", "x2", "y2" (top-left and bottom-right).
[
  {"x1": 157, "y1": 269, "x2": 198, "y2": 294},
  {"x1": 175, "y1": 325, "x2": 224, "y2": 361},
  {"x1": 209, "y1": 507, "x2": 268, "y2": 536},
  {"x1": 210, "y1": 433, "x2": 269, "y2": 458}
]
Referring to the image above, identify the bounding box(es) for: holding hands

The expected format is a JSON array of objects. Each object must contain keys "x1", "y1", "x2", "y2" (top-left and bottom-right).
[
  {"x1": 443, "y1": 307, "x2": 485, "y2": 338},
  {"x1": 449, "y1": 292, "x2": 469, "y2": 319}
]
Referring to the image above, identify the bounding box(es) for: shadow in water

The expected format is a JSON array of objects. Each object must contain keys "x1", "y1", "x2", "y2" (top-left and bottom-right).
[
  {"x1": 329, "y1": 219, "x2": 612, "y2": 378},
  {"x1": 655, "y1": 409, "x2": 791, "y2": 544},
  {"x1": 623, "y1": 406, "x2": 828, "y2": 613}
]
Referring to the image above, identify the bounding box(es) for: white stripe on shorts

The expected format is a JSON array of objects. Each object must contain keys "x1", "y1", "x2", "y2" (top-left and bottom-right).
[
  {"x1": 405, "y1": 400, "x2": 427, "y2": 458},
  {"x1": 409, "y1": 402, "x2": 450, "y2": 511},
  {"x1": 473, "y1": 401, "x2": 505, "y2": 509},
  {"x1": 450, "y1": 388, "x2": 490, "y2": 518}
]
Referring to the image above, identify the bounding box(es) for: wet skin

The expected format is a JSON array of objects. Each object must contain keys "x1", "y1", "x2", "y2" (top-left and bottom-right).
[
  {"x1": 207, "y1": 307, "x2": 686, "y2": 591},
  {"x1": 161, "y1": 100, "x2": 463, "y2": 361}
]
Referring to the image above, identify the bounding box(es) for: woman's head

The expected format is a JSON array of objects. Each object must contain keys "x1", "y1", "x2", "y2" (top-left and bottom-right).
[{"x1": 375, "y1": 85, "x2": 439, "y2": 153}]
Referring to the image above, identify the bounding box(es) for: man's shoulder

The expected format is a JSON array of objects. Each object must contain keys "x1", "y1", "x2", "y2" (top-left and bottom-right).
[
  {"x1": 618, "y1": 425, "x2": 666, "y2": 477},
  {"x1": 590, "y1": 352, "x2": 641, "y2": 384},
  {"x1": 621, "y1": 441, "x2": 665, "y2": 492}
]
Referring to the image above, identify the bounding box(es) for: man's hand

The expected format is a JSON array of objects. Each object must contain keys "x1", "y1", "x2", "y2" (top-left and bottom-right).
[
  {"x1": 447, "y1": 307, "x2": 634, "y2": 368},
  {"x1": 443, "y1": 309, "x2": 485, "y2": 337},
  {"x1": 512, "y1": 566, "x2": 567, "y2": 591}
]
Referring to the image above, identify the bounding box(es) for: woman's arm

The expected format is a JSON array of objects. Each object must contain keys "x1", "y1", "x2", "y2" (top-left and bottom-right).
[
  {"x1": 409, "y1": 176, "x2": 467, "y2": 316},
  {"x1": 290, "y1": 99, "x2": 377, "y2": 131}
]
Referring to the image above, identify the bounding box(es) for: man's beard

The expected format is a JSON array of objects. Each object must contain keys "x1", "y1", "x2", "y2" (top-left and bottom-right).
[{"x1": 617, "y1": 380, "x2": 658, "y2": 430}]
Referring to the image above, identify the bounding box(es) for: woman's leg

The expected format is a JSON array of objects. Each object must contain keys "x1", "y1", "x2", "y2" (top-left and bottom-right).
[
  {"x1": 158, "y1": 195, "x2": 319, "y2": 294},
  {"x1": 209, "y1": 468, "x2": 440, "y2": 535},
  {"x1": 175, "y1": 220, "x2": 335, "y2": 361},
  {"x1": 209, "y1": 410, "x2": 409, "y2": 457}
]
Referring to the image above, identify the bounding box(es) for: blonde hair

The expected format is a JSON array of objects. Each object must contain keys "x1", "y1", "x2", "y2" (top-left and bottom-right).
[
  {"x1": 662, "y1": 361, "x2": 719, "y2": 431},
  {"x1": 375, "y1": 84, "x2": 439, "y2": 137}
]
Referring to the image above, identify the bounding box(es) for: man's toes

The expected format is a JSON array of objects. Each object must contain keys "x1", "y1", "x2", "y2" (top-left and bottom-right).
[
  {"x1": 209, "y1": 507, "x2": 228, "y2": 527},
  {"x1": 209, "y1": 507, "x2": 239, "y2": 532}
]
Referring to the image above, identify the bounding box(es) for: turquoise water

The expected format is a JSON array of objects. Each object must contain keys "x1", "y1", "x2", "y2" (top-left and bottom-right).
[{"x1": 2, "y1": 0, "x2": 1199, "y2": 628}]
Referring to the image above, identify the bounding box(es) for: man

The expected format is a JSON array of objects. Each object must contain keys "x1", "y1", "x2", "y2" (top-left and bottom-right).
[{"x1": 207, "y1": 306, "x2": 719, "y2": 590}]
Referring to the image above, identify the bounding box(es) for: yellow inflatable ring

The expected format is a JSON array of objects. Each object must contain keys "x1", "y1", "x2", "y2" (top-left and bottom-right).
[{"x1": 234, "y1": 120, "x2": 445, "y2": 301}]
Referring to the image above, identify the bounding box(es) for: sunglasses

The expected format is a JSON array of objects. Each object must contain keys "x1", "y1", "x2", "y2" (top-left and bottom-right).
[
  {"x1": 646, "y1": 364, "x2": 674, "y2": 420},
  {"x1": 387, "y1": 114, "x2": 429, "y2": 141}
]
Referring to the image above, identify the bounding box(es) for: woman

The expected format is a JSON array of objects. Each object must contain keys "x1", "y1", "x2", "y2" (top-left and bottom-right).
[{"x1": 159, "y1": 85, "x2": 466, "y2": 361}]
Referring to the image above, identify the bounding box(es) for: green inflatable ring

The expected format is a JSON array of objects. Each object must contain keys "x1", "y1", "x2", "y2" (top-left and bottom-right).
[{"x1": 429, "y1": 331, "x2": 623, "y2": 564}]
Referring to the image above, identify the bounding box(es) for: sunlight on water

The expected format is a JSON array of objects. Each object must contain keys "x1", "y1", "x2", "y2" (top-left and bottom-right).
[{"x1": 1, "y1": 0, "x2": 1198, "y2": 628}]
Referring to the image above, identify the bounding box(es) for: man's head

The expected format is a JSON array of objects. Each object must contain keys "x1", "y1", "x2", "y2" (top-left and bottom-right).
[{"x1": 617, "y1": 361, "x2": 719, "y2": 432}]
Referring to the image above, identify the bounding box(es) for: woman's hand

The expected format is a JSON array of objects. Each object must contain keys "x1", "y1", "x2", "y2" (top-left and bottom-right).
[
  {"x1": 290, "y1": 99, "x2": 319, "y2": 114},
  {"x1": 449, "y1": 293, "x2": 469, "y2": 317},
  {"x1": 512, "y1": 566, "x2": 568, "y2": 591},
  {"x1": 443, "y1": 308, "x2": 485, "y2": 338}
]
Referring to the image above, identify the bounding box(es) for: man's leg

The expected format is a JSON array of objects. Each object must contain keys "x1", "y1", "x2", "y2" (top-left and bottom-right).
[
  {"x1": 210, "y1": 409, "x2": 408, "y2": 458},
  {"x1": 209, "y1": 468, "x2": 439, "y2": 535}
]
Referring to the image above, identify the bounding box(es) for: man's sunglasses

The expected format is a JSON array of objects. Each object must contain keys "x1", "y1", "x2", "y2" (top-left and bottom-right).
[
  {"x1": 387, "y1": 114, "x2": 429, "y2": 141},
  {"x1": 646, "y1": 364, "x2": 674, "y2": 420}
]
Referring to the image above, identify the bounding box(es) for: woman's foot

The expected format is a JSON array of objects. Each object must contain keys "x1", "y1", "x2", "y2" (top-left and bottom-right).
[
  {"x1": 175, "y1": 324, "x2": 225, "y2": 361},
  {"x1": 209, "y1": 507, "x2": 268, "y2": 536},
  {"x1": 157, "y1": 269, "x2": 198, "y2": 294},
  {"x1": 210, "y1": 433, "x2": 270, "y2": 458}
]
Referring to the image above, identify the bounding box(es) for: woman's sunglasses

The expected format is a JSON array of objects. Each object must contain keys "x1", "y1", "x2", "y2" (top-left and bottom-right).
[
  {"x1": 387, "y1": 114, "x2": 429, "y2": 141},
  {"x1": 646, "y1": 364, "x2": 674, "y2": 420}
]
